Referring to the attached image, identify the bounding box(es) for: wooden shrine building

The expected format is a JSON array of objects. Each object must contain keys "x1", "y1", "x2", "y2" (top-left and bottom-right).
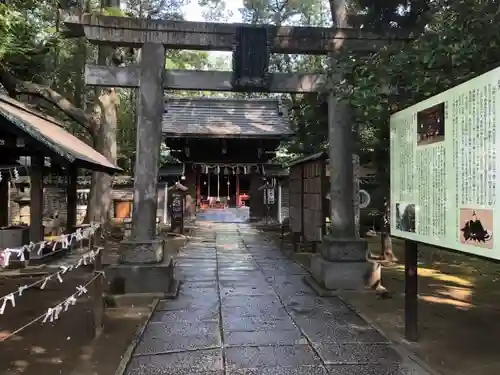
[
  {"x1": 162, "y1": 97, "x2": 292, "y2": 214},
  {"x1": 0, "y1": 94, "x2": 120, "y2": 260}
]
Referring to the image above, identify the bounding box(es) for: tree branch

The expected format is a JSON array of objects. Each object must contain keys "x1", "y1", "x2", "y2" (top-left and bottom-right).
[{"x1": 0, "y1": 66, "x2": 98, "y2": 139}]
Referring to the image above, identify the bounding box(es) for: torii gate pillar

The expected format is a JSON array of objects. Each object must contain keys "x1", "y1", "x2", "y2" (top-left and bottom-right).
[
  {"x1": 120, "y1": 42, "x2": 166, "y2": 264},
  {"x1": 308, "y1": 95, "x2": 368, "y2": 292}
]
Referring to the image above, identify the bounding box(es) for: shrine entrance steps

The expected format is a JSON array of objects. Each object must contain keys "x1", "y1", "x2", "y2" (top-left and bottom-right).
[
  {"x1": 122, "y1": 215, "x2": 432, "y2": 374},
  {"x1": 196, "y1": 207, "x2": 249, "y2": 223}
]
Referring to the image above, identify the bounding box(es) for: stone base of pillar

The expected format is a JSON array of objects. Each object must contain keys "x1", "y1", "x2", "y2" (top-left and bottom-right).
[
  {"x1": 119, "y1": 239, "x2": 165, "y2": 264},
  {"x1": 106, "y1": 257, "x2": 179, "y2": 297},
  {"x1": 111, "y1": 238, "x2": 179, "y2": 295},
  {"x1": 107, "y1": 239, "x2": 180, "y2": 295},
  {"x1": 307, "y1": 236, "x2": 369, "y2": 294}
]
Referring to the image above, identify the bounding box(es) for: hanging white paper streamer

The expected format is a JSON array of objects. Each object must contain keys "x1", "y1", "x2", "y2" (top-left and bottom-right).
[
  {"x1": 76, "y1": 285, "x2": 87, "y2": 297},
  {"x1": 63, "y1": 296, "x2": 77, "y2": 311},
  {"x1": 0, "y1": 294, "x2": 15, "y2": 314},
  {"x1": 17, "y1": 285, "x2": 28, "y2": 296},
  {"x1": 3, "y1": 248, "x2": 26, "y2": 267},
  {"x1": 40, "y1": 275, "x2": 52, "y2": 290},
  {"x1": 0, "y1": 245, "x2": 104, "y2": 315},
  {"x1": 2, "y1": 224, "x2": 100, "y2": 265},
  {"x1": 36, "y1": 241, "x2": 47, "y2": 256}
]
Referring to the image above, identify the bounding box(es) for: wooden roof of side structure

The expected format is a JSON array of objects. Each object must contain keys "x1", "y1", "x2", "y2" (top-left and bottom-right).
[{"x1": 0, "y1": 95, "x2": 121, "y2": 174}]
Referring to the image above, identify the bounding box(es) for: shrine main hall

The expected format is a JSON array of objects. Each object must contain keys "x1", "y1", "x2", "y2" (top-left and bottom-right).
[{"x1": 161, "y1": 96, "x2": 292, "y2": 214}]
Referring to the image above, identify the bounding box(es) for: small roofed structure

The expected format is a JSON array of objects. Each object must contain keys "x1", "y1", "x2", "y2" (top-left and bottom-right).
[
  {"x1": 163, "y1": 97, "x2": 292, "y2": 138},
  {"x1": 286, "y1": 151, "x2": 373, "y2": 251},
  {"x1": 163, "y1": 97, "x2": 292, "y2": 163},
  {"x1": 162, "y1": 96, "x2": 292, "y2": 220},
  {"x1": 0, "y1": 94, "x2": 121, "y2": 247}
]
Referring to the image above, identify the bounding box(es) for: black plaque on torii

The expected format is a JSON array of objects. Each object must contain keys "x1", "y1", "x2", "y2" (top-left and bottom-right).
[{"x1": 231, "y1": 25, "x2": 271, "y2": 92}]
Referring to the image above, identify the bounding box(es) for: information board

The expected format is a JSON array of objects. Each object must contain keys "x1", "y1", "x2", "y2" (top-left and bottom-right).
[
  {"x1": 169, "y1": 191, "x2": 184, "y2": 234},
  {"x1": 390, "y1": 67, "x2": 499, "y2": 259},
  {"x1": 266, "y1": 189, "x2": 275, "y2": 205}
]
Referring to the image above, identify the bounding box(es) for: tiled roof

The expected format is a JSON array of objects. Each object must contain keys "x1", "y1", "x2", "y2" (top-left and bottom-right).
[
  {"x1": 162, "y1": 97, "x2": 293, "y2": 138},
  {"x1": 0, "y1": 95, "x2": 121, "y2": 173}
]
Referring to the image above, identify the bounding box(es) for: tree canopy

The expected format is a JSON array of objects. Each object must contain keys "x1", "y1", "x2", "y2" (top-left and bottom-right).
[{"x1": 0, "y1": 0, "x2": 498, "y2": 222}]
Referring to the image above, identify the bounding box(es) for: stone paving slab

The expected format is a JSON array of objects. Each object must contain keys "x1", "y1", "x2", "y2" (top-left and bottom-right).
[
  {"x1": 124, "y1": 209, "x2": 434, "y2": 375},
  {"x1": 151, "y1": 308, "x2": 219, "y2": 323},
  {"x1": 126, "y1": 348, "x2": 223, "y2": 374},
  {"x1": 326, "y1": 363, "x2": 428, "y2": 375},
  {"x1": 225, "y1": 345, "x2": 322, "y2": 368},
  {"x1": 222, "y1": 316, "x2": 297, "y2": 332},
  {"x1": 228, "y1": 367, "x2": 329, "y2": 375},
  {"x1": 224, "y1": 329, "x2": 307, "y2": 347}
]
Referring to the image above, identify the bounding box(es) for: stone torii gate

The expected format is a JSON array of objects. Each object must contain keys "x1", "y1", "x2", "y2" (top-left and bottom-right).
[{"x1": 62, "y1": 12, "x2": 406, "y2": 293}]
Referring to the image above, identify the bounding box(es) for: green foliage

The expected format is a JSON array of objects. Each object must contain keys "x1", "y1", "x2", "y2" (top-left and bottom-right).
[
  {"x1": 333, "y1": 0, "x2": 500, "y2": 180},
  {"x1": 0, "y1": 3, "x2": 54, "y2": 69},
  {"x1": 100, "y1": 6, "x2": 127, "y2": 16}
]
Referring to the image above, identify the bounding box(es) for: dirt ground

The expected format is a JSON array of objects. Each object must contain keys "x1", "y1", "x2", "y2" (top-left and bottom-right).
[
  {"x1": 0, "y1": 266, "x2": 152, "y2": 375},
  {"x1": 0, "y1": 232, "x2": 187, "y2": 375},
  {"x1": 343, "y1": 238, "x2": 500, "y2": 375},
  {"x1": 274, "y1": 230, "x2": 500, "y2": 375}
]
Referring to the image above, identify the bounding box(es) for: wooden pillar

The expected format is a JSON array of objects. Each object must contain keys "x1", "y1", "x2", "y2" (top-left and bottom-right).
[
  {"x1": 249, "y1": 170, "x2": 264, "y2": 220},
  {"x1": 196, "y1": 167, "x2": 201, "y2": 207},
  {"x1": 66, "y1": 164, "x2": 78, "y2": 233},
  {"x1": 277, "y1": 181, "x2": 282, "y2": 223},
  {"x1": 405, "y1": 239, "x2": 419, "y2": 341},
  {"x1": 0, "y1": 174, "x2": 9, "y2": 227},
  {"x1": 30, "y1": 154, "x2": 44, "y2": 242},
  {"x1": 207, "y1": 169, "x2": 211, "y2": 199},
  {"x1": 235, "y1": 173, "x2": 240, "y2": 207}
]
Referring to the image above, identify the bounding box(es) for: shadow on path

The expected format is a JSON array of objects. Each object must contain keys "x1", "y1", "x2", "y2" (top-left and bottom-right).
[{"x1": 123, "y1": 212, "x2": 432, "y2": 374}]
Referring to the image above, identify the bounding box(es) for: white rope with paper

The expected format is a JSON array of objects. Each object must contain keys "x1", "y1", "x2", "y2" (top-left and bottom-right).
[
  {"x1": 0, "y1": 246, "x2": 103, "y2": 315},
  {"x1": 1, "y1": 223, "x2": 100, "y2": 267},
  {"x1": 0, "y1": 270, "x2": 105, "y2": 342}
]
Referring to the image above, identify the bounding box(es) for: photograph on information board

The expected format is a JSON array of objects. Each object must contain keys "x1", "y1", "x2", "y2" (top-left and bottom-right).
[
  {"x1": 417, "y1": 102, "x2": 445, "y2": 146},
  {"x1": 390, "y1": 65, "x2": 499, "y2": 260},
  {"x1": 459, "y1": 209, "x2": 493, "y2": 249},
  {"x1": 395, "y1": 203, "x2": 416, "y2": 233}
]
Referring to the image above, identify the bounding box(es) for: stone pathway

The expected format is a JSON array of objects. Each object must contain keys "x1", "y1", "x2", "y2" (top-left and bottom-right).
[{"x1": 124, "y1": 209, "x2": 431, "y2": 375}]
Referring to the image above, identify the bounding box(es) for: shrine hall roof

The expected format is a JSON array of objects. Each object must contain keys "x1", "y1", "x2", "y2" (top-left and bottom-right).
[{"x1": 162, "y1": 97, "x2": 293, "y2": 138}]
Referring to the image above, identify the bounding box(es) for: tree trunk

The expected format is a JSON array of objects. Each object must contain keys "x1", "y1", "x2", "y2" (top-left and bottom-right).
[
  {"x1": 84, "y1": 0, "x2": 120, "y2": 225},
  {"x1": 87, "y1": 89, "x2": 119, "y2": 223}
]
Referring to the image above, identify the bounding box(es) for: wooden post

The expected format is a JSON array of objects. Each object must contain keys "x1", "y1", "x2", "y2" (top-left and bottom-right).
[
  {"x1": 207, "y1": 169, "x2": 211, "y2": 201},
  {"x1": 30, "y1": 154, "x2": 44, "y2": 242},
  {"x1": 92, "y1": 245, "x2": 104, "y2": 338},
  {"x1": 235, "y1": 173, "x2": 240, "y2": 207},
  {"x1": 0, "y1": 174, "x2": 9, "y2": 227},
  {"x1": 196, "y1": 167, "x2": 201, "y2": 207},
  {"x1": 163, "y1": 184, "x2": 168, "y2": 224},
  {"x1": 66, "y1": 164, "x2": 78, "y2": 234},
  {"x1": 320, "y1": 158, "x2": 327, "y2": 239},
  {"x1": 300, "y1": 164, "x2": 305, "y2": 243},
  {"x1": 404, "y1": 239, "x2": 419, "y2": 342}
]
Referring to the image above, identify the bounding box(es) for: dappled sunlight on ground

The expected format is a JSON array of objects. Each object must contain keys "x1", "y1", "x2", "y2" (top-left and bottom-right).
[
  {"x1": 391, "y1": 264, "x2": 474, "y2": 287},
  {"x1": 268, "y1": 231, "x2": 500, "y2": 375},
  {"x1": 419, "y1": 294, "x2": 472, "y2": 310},
  {"x1": 337, "y1": 238, "x2": 500, "y2": 375}
]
